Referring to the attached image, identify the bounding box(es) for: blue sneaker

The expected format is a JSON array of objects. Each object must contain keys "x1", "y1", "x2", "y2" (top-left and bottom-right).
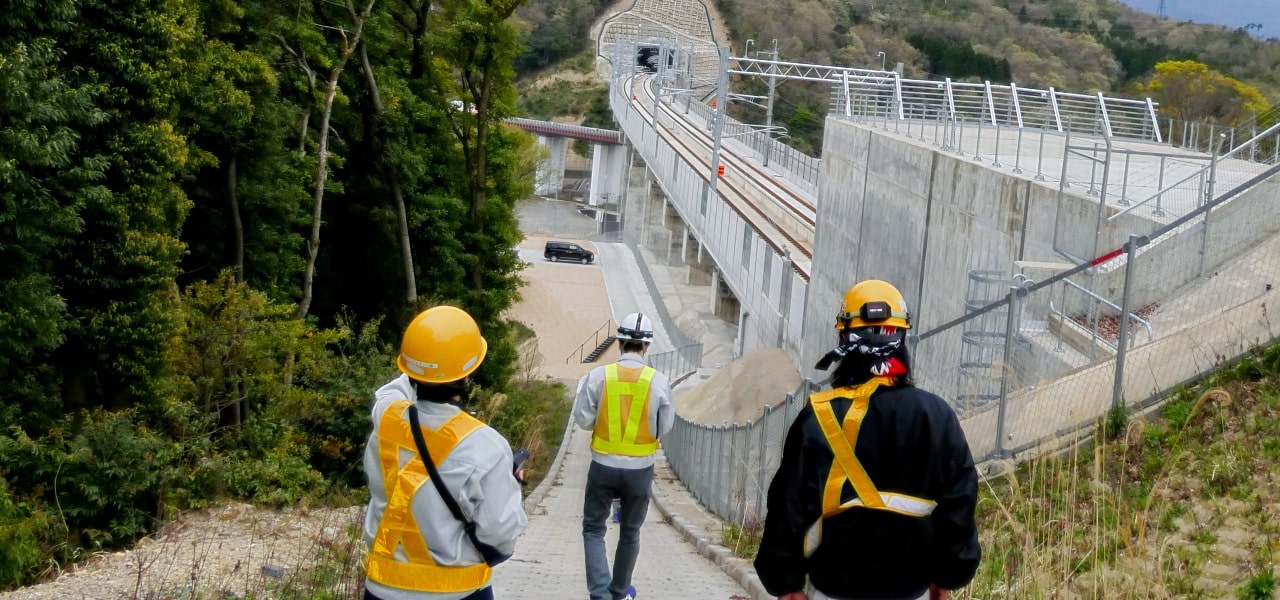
[{"x1": 620, "y1": 585, "x2": 636, "y2": 600}]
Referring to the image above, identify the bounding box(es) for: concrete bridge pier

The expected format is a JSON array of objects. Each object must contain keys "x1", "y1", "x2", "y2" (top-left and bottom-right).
[
  {"x1": 534, "y1": 136, "x2": 568, "y2": 196},
  {"x1": 588, "y1": 143, "x2": 627, "y2": 208}
]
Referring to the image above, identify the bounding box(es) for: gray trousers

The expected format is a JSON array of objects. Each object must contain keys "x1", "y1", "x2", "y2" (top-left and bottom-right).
[{"x1": 582, "y1": 461, "x2": 653, "y2": 600}]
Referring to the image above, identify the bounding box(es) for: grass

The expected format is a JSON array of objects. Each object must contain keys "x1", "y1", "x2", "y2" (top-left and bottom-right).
[
  {"x1": 957, "y1": 342, "x2": 1280, "y2": 599},
  {"x1": 720, "y1": 516, "x2": 763, "y2": 560}
]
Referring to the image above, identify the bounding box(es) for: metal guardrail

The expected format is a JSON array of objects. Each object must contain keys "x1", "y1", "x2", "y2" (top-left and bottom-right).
[
  {"x1": 831, "y1": 72, "x2": 1161, "y2": 143},
  {"x1": 647, "y1": 341, "x2": 703, "y2": 381},
  {"x1": 564, "y1": 319, "x2": 616, "y2": 364},
  {"x1": 1048, "y1": 279, "x2": 1154, "y2": 354}
]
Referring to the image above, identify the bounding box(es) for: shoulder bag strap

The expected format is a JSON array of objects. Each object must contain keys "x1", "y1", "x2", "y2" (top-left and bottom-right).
[{"x1": 408, "y1": 406, "x2": 507, "y2": 565}]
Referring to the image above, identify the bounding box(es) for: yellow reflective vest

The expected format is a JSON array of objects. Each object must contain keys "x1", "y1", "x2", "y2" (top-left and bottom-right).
[
  {"x1": 803, "y1": 377, "x2": 937, "y2": 556},
  {"x1": 366, "y1": 399, "x2": 493, "y2": 593},
  {"x1": 591, "y1": 363, "x2": 659, "y2": 456}
]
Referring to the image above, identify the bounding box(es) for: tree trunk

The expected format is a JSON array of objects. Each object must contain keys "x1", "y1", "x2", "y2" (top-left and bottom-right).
[
  {"x1": 295, "y1": 65, "x2": 345, "y2": 320},
  {"x1": 228, "y1": 155, "x2": 244, "y2": 282},
  {"x1": 298, "y1": 111, "x2": 311, "y2": 155},
  {"x1": 360, "y1": 43, "x2": 417, "y2": 304},
  {"x1": 464, "y1": 61, "x2": 497, "y2": 295}
]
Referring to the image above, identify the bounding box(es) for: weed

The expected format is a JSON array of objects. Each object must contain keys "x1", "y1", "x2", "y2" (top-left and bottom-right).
[
  {"x1": 1238, "y1": 571, "x2": 1277, "y2": 600},
  {"x1": 720, "y1": 515, "x2": 763, "y2": 560}
]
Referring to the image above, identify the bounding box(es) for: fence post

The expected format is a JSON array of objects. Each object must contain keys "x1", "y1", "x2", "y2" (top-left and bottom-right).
[
  {"x1": 729, "y1": 425, "x2": 740, "y2": 522},
  {"x1": 995, "y1": 285, "x2": 1023, "y2": 458},
  {"x1": 1088, "y1": 142, "x2": 1100, "y2": 195},
  {"x1": 1035, "y1": 127, "x2": 1047, "y2": 181},
  {"x1": 1199, "y1": 133, "x2": 1225, "y2": 278},
  {"x1": 757, "y1": 404, "x2": 771, "y2": 519},
  {"x1": 713, "y1": 426, "x2": 724, "y2": 516},
  {"x1": 1111, "y1": 234, "x2": 1144, "y2": 410},
  {"x1": 1153, "y1": 156, "x2": 1168, "y2": 216},
  {"x1": 1118, "y1": 152, "x2": 1132, "y2": 206},
  {"x1": 1014, "y1": 127, "x2": 1024, "y2": 174},
  {"x1": 992, "y1": 123, "x2": 1003, "y2": 168},
  {"x1": 974, "y1": 118, "x2": 985, "y2": 162}
]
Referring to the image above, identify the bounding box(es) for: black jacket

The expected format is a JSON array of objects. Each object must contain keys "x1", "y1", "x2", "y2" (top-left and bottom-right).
[{"x1": 753, "y1": 382, "x2": 980, "y2": 599}]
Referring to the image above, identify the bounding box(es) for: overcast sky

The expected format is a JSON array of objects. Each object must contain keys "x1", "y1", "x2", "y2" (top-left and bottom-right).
[{"x1": 1116, "y1": 0, "x2": 1274, "y2": 34}]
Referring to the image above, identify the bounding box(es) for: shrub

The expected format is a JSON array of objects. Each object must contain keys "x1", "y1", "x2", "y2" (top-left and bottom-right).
[{"x1": 0, "y1": 478, "x2": 59, "y2": 588}]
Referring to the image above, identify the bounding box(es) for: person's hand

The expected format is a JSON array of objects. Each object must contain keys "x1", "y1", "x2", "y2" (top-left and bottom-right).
[
  {"x1": 929, "y1": 584, "x2": 949, "y2": 600},
  {"x1": 778, "y1": 592, "x2": 806, "y2": 600},
  {"x1": 514, "y1": 468, "x2": 526, "y2": 485}
]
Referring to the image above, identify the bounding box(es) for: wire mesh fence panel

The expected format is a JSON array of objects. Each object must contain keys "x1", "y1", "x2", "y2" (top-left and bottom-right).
[{"x1": 659, "y1": 379, "x2": 810, "y2": 524}]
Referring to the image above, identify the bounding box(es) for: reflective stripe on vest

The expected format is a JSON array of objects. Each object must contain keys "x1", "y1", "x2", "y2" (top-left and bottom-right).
[
  {"x1": 802, "y1": 377, "x2": 936, "y2": 557},
  {"x1": 591, "y1": 363, "x2": 659, "y2": 456},
  {"x1": 366, "y1": 399, "x2": 492, "y2": 593}
]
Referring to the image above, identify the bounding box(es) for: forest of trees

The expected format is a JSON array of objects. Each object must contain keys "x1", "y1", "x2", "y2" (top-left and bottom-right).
[{"x1": 0, "y1": 0, "x2": 550, "y2": 586}]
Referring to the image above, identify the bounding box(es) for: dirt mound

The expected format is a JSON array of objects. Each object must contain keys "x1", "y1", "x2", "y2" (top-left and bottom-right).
[{"x1": 675, "y1": 348, "x2": 801, "y2": 425}]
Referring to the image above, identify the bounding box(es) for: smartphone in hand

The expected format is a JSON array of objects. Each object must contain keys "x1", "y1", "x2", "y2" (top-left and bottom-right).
[{"x1": 512, "y1": 448, "x2": 530, "y2": 485}]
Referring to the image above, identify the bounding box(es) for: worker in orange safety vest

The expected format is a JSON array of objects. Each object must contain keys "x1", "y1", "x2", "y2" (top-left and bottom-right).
[
  {"x1": 362, "y1": 306, "x2": 529, "y2": 600},
  {"x1": 572, "y1": 312, "x2": 674, "y2": 600}
]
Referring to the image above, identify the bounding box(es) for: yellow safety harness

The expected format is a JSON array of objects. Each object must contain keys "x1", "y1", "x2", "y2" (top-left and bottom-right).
[
  {"x1": 803, "y1": 377, "x2": 936, "y2": 556},
  {"x1": 591, "y1": 363, "x2": 659, "y2": 456},
  {"x1": 366, "y1": 400, "x2": 492, "y2": 593}
]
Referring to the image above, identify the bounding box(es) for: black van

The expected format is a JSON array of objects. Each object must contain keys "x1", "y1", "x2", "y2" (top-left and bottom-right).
[{"x1": 544, "y1": 241, "x2": 594, "y2": 264}]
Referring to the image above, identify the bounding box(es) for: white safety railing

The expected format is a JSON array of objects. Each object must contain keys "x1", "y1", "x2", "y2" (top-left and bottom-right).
[{"x1": 833, "y1": 72, "x2": 1161, "y2": 143}]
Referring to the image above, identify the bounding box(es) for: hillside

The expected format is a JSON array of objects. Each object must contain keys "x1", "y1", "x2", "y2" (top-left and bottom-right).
[{"x1": 513, "y1": 0, "x2": 1280, "y2": 154}]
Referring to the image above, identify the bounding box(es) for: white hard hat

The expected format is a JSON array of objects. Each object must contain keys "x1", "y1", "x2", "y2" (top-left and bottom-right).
[{"x1": 617, "y1": 313, "x2": 654, "y2": 343}]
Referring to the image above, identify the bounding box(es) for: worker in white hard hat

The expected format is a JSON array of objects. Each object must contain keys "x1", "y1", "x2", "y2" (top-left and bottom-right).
[
  {"x1": 362, "y1": 306, "x2": 529, "y2": 600},
  {"x1": 572, "y1": 312, "x2": 675, "y2": 600},
  {"x1": 754, "y1": 280, "x2": 980, "y2": 600}
]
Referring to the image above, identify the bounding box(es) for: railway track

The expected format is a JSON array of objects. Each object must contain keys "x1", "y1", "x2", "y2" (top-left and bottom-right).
[{"x1": 625, "y1": 75, "x2": 816, "y2": 280}]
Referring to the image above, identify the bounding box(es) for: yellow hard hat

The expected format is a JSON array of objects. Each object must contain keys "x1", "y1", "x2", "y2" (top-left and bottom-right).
[
  {"x1": 835, "y1": 280, "x2": 911, "y2": 330},
  {"x1": 397, "y1": 306, "x2": 488, "y2": 383}
]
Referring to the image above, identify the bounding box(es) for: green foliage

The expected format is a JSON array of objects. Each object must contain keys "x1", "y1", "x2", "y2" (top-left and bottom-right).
[
  {"x1": 0, "y1": 478, "x2": 59, "y2": 588},
  {"x1": 0, "y1": 409, "x2": 191, "y2": 549},
  {"x1": 513, "y1": 0, "x2": 612, "y2": 74},
  {"x1": 906, "y1": 34, "x2": 1012, "y2": 81},
  {"x1": 0, "y1": 0, "x2": 542, "y2": 589},
  {"x1": 0, "y1": 22, "x2": 107, "y2": 412},
  {"x1": 1102, "y1": 403, "x2": 1129, "y2": 440},
  {"x1": 1239, "y1": 571, "x2": 1277, "y2": 600},
  {"x1": 720, "y1": 519, "x2": 763, "y2": 559},
  {"x1": 1162, "y1": 388, "x2": 1198, "y2": 431},
  {"x1": 474, "y1": 377, "x2": 570, "y2": 487}
]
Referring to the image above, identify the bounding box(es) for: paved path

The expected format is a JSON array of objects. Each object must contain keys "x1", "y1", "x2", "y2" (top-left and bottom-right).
[{"x1": 492, "y1": 424, "x2": 751, "y2": 599}]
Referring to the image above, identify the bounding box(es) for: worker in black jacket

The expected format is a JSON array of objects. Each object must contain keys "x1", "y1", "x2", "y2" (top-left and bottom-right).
[{"x1": 754, "y1": 279, "x2": 980, "y2": 600}]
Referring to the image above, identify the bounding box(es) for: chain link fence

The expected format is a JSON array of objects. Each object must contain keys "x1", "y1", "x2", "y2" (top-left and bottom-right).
[{"x1": 654, "y1": 123, "x2": 1280, "y2": 527}]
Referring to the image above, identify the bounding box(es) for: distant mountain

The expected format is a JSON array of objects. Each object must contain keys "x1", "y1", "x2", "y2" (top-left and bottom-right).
[{"x1": 1117, "y1": 0, "x2": 1272, "y2": 34}]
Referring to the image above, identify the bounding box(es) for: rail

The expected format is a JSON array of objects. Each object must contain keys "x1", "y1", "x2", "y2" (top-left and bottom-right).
[
  {"x1": 1048, "y1": 279, "x2": 1154, "y2": 354},
  {"x1": 829, "y1": 70, "x2": 1161, "y2": 143},
  {"x1": 564, "y1": 319, "x2": 616, "y2": 364},
  {"x1": 1109, "y1": 120, "x2": 1280, "y2": 221}
]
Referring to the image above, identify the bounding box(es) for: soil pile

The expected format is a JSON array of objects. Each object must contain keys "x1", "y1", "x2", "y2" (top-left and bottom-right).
[{"x1": 675, "y1": 348, "x2": 801, "y2": 425}]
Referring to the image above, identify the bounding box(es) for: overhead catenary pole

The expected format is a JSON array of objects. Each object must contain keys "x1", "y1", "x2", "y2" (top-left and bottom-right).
[
  {"x1": 704, "y1": 45, "x2": 729, "y2": 216},
  {"x1": 763, "y1": 39, "x2": 779, "y2": 168}
]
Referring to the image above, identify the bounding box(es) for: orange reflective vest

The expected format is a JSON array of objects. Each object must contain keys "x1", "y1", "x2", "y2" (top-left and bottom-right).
[
  {"x1": 803, "y1": 377, "x2": 936, "y2": 556},
  {"x1": 591, "y1": 363, "x2": 659, "y2": 456},
  {"x1": 366, "y1": 399, "x2": 492, "y2": 593}
]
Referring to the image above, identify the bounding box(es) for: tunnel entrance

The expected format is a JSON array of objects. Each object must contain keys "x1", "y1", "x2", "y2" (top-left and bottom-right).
[{"x1": 636, "y1": 46, "x2": 674, "y2": 73}]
